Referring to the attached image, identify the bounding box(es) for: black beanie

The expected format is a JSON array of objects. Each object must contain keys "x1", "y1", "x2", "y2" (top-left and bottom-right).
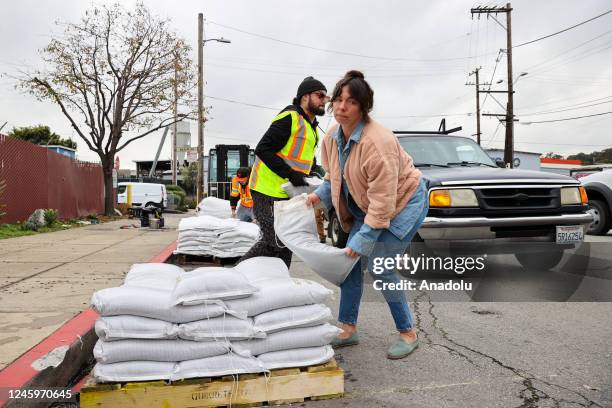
[{"x1": 296, "y1": 76, "x2": 327, "y2": 101}]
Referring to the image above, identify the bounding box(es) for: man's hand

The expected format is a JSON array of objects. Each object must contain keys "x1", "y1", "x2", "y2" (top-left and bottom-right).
[
  {"x1": 305, "y1": 193, "x2": 321, "y2": 208},
  {"x1": 288, "y1": 171, "x2": 308, "y2": 187},
  {"x1": 345, "y1": 247, "x2": 360, "y2": 258}
]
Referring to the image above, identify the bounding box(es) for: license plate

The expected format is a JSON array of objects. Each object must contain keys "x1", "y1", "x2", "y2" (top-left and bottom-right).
[{"x1": 555, "y1": 225, "x2": 584, "y2": 244}]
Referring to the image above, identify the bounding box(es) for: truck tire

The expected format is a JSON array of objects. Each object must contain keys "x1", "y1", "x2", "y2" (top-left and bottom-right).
[
  {"x1": 145, "y1": 202, "x2": 156, "y2": 208},
  {"x1": 587, "y1": 199, "x2": 610, "y2": 236},
  {"x1": 328, "y1": 210, "x2": 348, "y2": 248},
  {"x1": 514, "y1": 249, "x2": 564, "y2": 271}
]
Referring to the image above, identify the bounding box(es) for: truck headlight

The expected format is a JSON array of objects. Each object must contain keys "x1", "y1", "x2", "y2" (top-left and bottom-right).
[
  {"x1": 429, "y1": 189, "x2": 479, "y2": 207},
  {"x1": 561, "y1": 187, "x2": 587, "y2": 205}
]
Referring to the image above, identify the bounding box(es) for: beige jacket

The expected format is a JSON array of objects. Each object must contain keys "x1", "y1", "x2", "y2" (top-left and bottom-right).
[{"x1": 320, "y1": 120, "x2": 422, "y2": 233}]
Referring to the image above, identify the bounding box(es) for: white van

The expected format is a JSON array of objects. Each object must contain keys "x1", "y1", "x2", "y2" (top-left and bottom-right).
[{"x1": 117, "y1": 182, "x2": 167, "y2": 209}]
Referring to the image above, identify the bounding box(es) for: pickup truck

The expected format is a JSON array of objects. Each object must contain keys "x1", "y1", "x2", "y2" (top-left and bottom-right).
[{"x1": 327, "y1": 130, "x2": 593, "y2": 271}]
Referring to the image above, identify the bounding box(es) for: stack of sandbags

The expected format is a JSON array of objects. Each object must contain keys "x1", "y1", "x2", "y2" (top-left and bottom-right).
[
  {"x1": 90, "y1": 258, "x2": 338, "y2": 383},
  {"x1": 196, "y1": 196, "x2": 232, "y2": 219},
  {"x1": 174, "y1": 215, "x2": 260, "y2": 258},
  {"x1": 226, "y1": 257, "x2": 340, "y2": 369}
]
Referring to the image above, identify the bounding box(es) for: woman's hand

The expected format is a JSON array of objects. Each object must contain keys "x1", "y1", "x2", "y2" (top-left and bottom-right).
[
  {"x1": 345, "y1": 247, "x2": 361, "y2": 258},
  {"x1": 305, "y1": 193, "x2": 321, "y2": 208}
]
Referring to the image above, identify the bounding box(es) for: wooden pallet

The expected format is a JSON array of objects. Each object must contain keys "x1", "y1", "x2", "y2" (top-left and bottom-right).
[
  {"x1": 174, "y1": 253, "x2": 241, "y2": 266},
  {"x1": 80, "y1": 359, "x2": 343, "y2": 407}
]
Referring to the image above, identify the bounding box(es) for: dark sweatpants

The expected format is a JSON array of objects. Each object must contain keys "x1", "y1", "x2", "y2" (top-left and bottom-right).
[{"x1": 239, "y1": 190, "x2": 293, "y2": 268}]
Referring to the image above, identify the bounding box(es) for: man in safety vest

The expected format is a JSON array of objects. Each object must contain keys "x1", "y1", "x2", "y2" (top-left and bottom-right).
[
  {"x1": 240, "y1": 76, "x2": 328, "y2": 267},
  {"x1": 230, "y1": 167, "x2": 254, "y2": 222}
]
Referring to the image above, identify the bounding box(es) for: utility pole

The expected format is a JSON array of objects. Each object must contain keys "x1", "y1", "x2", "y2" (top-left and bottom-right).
[
  {"x1": 197, "y1": 13, "x2": 204, "y2": 202},
  {"x1": 471, "y1": 3, "x2": 515, "y2": 167},
  {"x1": 172, "y1": 51, "x2": 178, "y2": 185},
  {"x1": 467, "y1": 67, "x2": 483, "y2": 145}
]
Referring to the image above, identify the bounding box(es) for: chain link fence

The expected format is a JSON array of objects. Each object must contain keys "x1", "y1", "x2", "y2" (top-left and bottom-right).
[{"x1": 0, "y1": 134, "x2": 104, "y2": 224}]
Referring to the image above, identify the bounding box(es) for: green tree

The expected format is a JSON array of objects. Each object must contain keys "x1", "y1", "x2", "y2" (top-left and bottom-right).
[
  {"x1": 180, "y1": 162, "x2": 198, "y2": 195},
  {"x1": 543, "y1": 152, "x2": 564, "y2": 159},
  {"x1": 9, "y1": 125, "x2": 76, "y2": 149},
  {"x1": 567, "y1": 148, "x2": 612, "y2": 165},
  {"x1": 19, "y1": 3, "x2": 194, "y2": 215}
]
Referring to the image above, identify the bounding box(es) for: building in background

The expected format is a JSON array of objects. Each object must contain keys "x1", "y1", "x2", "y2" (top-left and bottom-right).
[
  {"x1": 540, "y1": 158, "x2": 582, "y2": 176},
  {"x1": 45, "y1": 145, "x2": 76, "y2": 159},
  {"x1": 484, "y1": 149, "x2": 542, "y2": 171}
]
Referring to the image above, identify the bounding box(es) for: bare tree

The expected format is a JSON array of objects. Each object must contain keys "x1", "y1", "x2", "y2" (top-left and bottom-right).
[{"x1": 20, "y1": 3, "x2": 194, "y2": 214}]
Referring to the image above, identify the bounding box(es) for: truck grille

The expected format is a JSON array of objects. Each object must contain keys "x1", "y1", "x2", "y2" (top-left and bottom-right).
[{"x1": 475, "y1": 187, "x2": 560, "y2": 210}]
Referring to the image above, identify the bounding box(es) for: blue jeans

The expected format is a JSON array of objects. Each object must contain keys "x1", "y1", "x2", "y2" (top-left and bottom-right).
[
  {"x1": 338, "y1": 180, "x2": 429, "y2": 332},
  {"x1": 237, "y1": 205, "x2": 254, "y2": 222}
]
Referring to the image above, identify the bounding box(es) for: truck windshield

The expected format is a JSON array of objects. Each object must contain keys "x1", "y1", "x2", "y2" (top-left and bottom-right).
[
  {"x1": 117, "y1": 186, "x2": 127, "y2": 194},
  {"x1": 398, "y1": 136, "x2": 496, "y2": 167}
]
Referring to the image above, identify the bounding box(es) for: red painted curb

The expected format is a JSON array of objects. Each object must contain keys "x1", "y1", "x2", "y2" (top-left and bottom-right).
[{"x1": 0, "y1": 239, "x2": 178, "y2": 404}]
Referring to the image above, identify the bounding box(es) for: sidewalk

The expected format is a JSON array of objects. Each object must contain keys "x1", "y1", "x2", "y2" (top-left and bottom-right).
[{"x1": 0, "y1": 212, "x2": 190, "y2": 369}]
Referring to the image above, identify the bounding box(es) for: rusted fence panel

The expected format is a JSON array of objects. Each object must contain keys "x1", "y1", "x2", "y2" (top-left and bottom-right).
[{"x1": 0, "y1": 134, "x2": 104, "y2": 224}]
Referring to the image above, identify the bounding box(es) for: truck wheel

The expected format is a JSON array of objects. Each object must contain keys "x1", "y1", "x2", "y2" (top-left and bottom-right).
[
  {"x1": 145, "y1": 202, "x2": 155, "y2": 208},
  {"x1": 587, "y1": 199, "x2": 610, "y2": 236},
  {"x1": 328, "y1": 210, "x2": 348, "y2": 248},
  {"x1": 514, "y1": 250, "x2": 564, "y2": 271}
]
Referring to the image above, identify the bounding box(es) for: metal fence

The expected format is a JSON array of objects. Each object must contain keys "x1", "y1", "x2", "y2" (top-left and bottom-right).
[
  {"x1": 208, "y1": 182, "x2": 233, "y2": 200},
  {"x1": 0, "y1": 134, "x2": 104, "y2": 224}
]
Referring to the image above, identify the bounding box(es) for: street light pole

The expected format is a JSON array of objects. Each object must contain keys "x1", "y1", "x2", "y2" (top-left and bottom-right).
[
  {"x1": 196, "y1": 14, "x2": 231, "y2": 204},
  {"x1": 197, "y1": 13, "x2": 204, "y2": 203}
]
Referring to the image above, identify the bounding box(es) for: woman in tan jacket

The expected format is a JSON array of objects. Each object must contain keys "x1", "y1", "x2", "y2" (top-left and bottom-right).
[{"x1": 307, "y1": 70, "x2": 428, "y2": 359}]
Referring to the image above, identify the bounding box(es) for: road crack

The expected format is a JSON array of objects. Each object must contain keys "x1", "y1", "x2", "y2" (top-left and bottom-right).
[{"x1": 423, "y1": 294, "x2": 601, "y2": 408}]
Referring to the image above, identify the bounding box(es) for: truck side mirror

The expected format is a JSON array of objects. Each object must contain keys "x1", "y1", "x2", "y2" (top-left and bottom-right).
[{"x1": 495, "y1": 159, "x2": 506, "y2": 168}]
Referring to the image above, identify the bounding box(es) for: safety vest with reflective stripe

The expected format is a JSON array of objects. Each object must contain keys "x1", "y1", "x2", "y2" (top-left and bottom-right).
[
  {"x1": 230, "y1": 176, "x2": 253, "y2": 208},
  {"x1": 249, "y1": 110, "x2": 318, "y2": 198}
]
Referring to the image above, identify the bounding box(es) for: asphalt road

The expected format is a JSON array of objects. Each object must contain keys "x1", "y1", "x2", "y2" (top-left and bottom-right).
[{"x1": 286, "y1": 232, "x2": 612, "y2": 408}]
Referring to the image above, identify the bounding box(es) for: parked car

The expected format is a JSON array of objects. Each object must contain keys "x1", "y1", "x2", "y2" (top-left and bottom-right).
[
  {"x1": 117, "y1": 182, "x2": 168, "y2": 209},
  {"x1": 327, "y1": 130, "x2": 593, "y2": 271},
  {"x1": 579, "y1": 169, "x2": 612, "y2": 235}
]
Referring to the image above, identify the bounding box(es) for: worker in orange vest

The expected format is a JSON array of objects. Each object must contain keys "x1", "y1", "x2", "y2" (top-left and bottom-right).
[{"x1": 230, "y1": 167, "x2": 254, "y2": 222}]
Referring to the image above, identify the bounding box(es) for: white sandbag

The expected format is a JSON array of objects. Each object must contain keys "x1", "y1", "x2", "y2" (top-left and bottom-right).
[
  {"x1": 91, "y1": 286, "x2": 245, "y2": 323},
  {"x1": 258, "y1": 345, "x2": 334, "y2": 370},
  {"x1": 175, "y1": 354, "x2": 266, "y2": 380},
  {"x1": 124, "y1": 263, "x2": 183, "y2": 290},
  {"x1": 94, "y1": 339, "x2": 230, "y2": 364},
  {"x1": 234, "y1": 257, "x2": 290, "y2": 283},
  {"x1": 172, "y1": 267, "x2": 258, "y2": 305},
  {"x1": 281, "y1": 177, "x2": 324, "y2": 198},
  {"x1": 93, "y1": 361, "x2": 176, "y2": 382},
  {"x1": 274, "y1": 195, "x2": 359, "y2": 286},
  {"x1": 253, "y1": 304, "x2": 332, "y2": 333},
  {"x1": 232, "y1": 324, "x2": 341, "y2": 357},
  {"x1": 196, "y1": 197, "x2": 232, "y2": 219},
  {"x1": 224, "y1": 278, "x2": 333, "y2": 317},
  {"x1": 95, "y1": 315, "x2": 179, "y2": 342},
  {"x1": 179, "y1": 316, "x2": 265, "y2": 341}
]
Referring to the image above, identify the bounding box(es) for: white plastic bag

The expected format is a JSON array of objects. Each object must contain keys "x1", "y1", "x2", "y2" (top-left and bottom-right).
[
  {"x1": 94, "y1": 339, "x2": 230, "y2": 364},
  {"x1": 95, "y1": 315, "x2": 179, "y2": 342},
  {"x1": 172, "y1": 267, "x2": 258, "y2": 305},
  {"x1": 258, "y1": 345, "x2": 334, "y2": 370},
  {"x1": 234, "y1": 257, "x2": 290, "y2": 283},
  {"x1": 224, "y1": 278, "x2": 332, "y2": 317},
  {"x1": 232, "y1": 323, "x2": 341, "y2": 357},
  {"x1": 124, "y1": 263, "x2": 183, "y2": 290},
  {"x1": 175, "y1": 354, "x2": 266, "y2": 380},
  {"x1": 253, "y1": 304, "x2": 332, "y2": 333},
  {"x1": 274, "y1": 195, "x2": 359, "y2": 286},
  {"x1": 93, "y1": 361, "x2": 176, "y2": 382},
  {"x1": 196, "y1": 197, "x2": 232, "y2": 219},
  {"x1": 91, "y1": 286, "x2": 245, "y2": 323},
  {"x1": 179, "y1": 316, "x2": 265, "y2": 341}
]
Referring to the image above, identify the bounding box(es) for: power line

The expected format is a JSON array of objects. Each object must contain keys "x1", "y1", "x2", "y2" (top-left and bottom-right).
[
  {"x1": 207, "y1": 20, "x2": 497, "y2": 62},
  {"x1": 518, "y1": 100, "x2": 612, "y2": 116},
  {"x1": 514, "y1": 9, "x2": 612, "y2": 48},
  {"x1": 520, "y1": 111, "x2": 612, "y2": 124}
]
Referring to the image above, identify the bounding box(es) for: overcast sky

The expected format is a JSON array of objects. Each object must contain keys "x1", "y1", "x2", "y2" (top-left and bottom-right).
[{"x1": 1, "y1": 0, "x2": 611, "y2": 169}]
